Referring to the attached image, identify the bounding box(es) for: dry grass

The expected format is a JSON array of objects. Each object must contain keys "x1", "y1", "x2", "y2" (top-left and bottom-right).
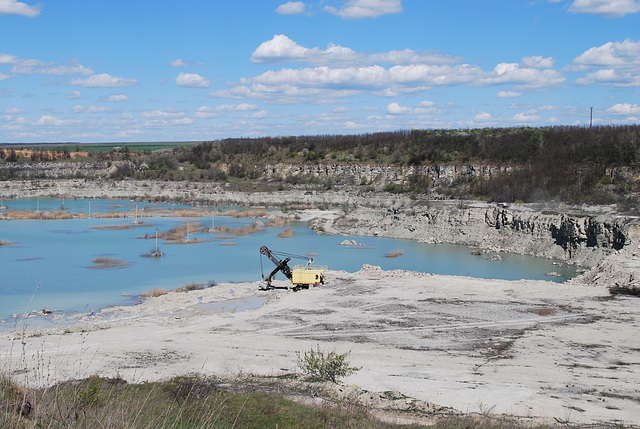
[
  {"x1": 219, "y1": 208, "x2": 269, "y2": 218},
  {"x1": 525, "y1": 307, "x2": 556, "y2": 316},
  {"x1": 141, "y1": 288, "x2": 170, "y2": 298},
  {"x1": 174, "y1": 282, "x2": 205, "y2": 293},
  {"x1": 1, "y1": 210, "x2": 86, "y2": 220},
  {"x1": 385, "y1": 250, "x2": 404, "y2": 258},
  {"x1": 160, "y1": 221, "x2": 205, "y2": 241},
  {"x1": 219, "y1": 242, "x2": 237, "y2": 246},
  {"x1": 87, "y1": 258, "x2": 129, "y2": 269}
]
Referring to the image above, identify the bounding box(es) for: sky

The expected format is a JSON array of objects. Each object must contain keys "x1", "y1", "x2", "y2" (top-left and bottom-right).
[{"x1": 0, "y1": 0, "x2": 639, "y2": 143}]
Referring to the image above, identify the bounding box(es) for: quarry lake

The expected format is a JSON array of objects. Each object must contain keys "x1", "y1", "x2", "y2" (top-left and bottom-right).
[{"x1": 0, "y1": 198, "x2": 578, "y2": 327}]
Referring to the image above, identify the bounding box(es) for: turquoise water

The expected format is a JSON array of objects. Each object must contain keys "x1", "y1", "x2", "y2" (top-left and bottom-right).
[{"x1": 0, "y1": 198, "x2": 577, "y2": 326}]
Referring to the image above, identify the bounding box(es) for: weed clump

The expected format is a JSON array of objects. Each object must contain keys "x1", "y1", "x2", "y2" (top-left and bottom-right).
[{"x1": 296, "y1": 345, "x2": 360, "y2": 384}]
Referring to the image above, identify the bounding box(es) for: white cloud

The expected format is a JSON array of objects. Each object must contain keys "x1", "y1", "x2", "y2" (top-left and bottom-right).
[
  {"x1": 251, "y1": 110, "x2": 269, "y2": 118},
  {"x1": 387, "y1": 102, "x2": 412, "y2": 114},
  {"x1": 232, "y1": 61, "x2": 564, "y2": 100},
  {"x1": 67, "y1": 90, "x2": 83, "y2": 99},
  {"x1": 104, "y1": 94, "x2": 129, "y2": 102},
  {"x1": 276, "y1": 1, "x2": 306, "y2": 14},
  {"x1": 194, "y1": 106, "x2": 220, "y2": 119},
  {"x1": 576, "y1": 68, "x2": 640, "y2": 86},
  {"x1": 521, "y1": 56, "x2": 554, "y2": 69},
  {"x1": 475, "y1": 112, "x2": 493, "y2": 121},
  {"x1": 387, "y1": 101, "x2": 439, "y2": 115},
  {"x1": 35, "y1": 115, "x2": 80, "y2": 126},
  {"x1": 175, "y1": 72, "x2": 210, "y2": 88},
  {"x1": 71, "y1": 73, "x2": 138, "y2": 87},
  {"x1": 13, "y1": 62, "x2": 93, "y2": 76},
  {"x1": 251, "y1": 34, "x2": 461, "y2": 65},
  {"x1": 568, "y1": 0, "x2": 640, "y2": 18},
  {"x1": 141, "y1": 109, "x2": 185, "y2": 119},
  {"x1": 333, "y1": 106, "x2": 352, "y2": 112},
  {"x1": 173, "y1": 117, "x2": 194, "y2": 125},
  {"x1": 497, "y1": 90, "x2": 522, "y2": 98},
  {"x1": 607, "y1": 103, "x2": 640, "y2": 114},
  {"x1": 72, "y1": 105, "x2": 113, "y2": 113},
  {"x1": 0, "y1": 0, "x2": 41, "y2": 17},
  {"x1": 215, "y1": 103, "x2": 257, "y2": 111},
  {"x1": 169, "y1": 59, "x2": 204, "y2": 67},
  {"x1": 5, "y1": 107, "x2": 23, "y2": 114},
  {"x1": 513, "y1": 112, "x2": 541, "y2": 123},
  {"x1": 324, "y1": 0, "x2": 402, "y2": 19},
  {"x1": 0, "y1": 54, "x2": 94, "y2": 76},
  {"x1": 0, "y1": 72, "x2": 10, "y2": 81},
  {"x1": 573, "y1": 39, "x2": 640, "y2": 67},
  {"x1": 573, "y1": 39, "x2": 640, "y2": 86}
]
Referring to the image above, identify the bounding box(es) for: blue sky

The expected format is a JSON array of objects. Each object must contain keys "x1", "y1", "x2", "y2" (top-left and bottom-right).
[{"x1": 1, "y1": 0, "x2": 639, "y2": 143}]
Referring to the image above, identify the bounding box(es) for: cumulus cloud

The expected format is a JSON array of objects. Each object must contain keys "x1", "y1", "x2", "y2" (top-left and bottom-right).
[
  {"x1": 0, "y1": 0, "x2": 41, "y2": 17},
  {"x1": 35, "y1": 115, "x2": 80, "y2": 126},
  {"x1": 215, "y1": 103, "x2": 257, "y2": 111},
  {"x1": 104, "y1": 94, "x2": 129, "y2": 102},
  {"x1": 573, "y1": 39, "x2": 640, "y2": 67},
  {"x1": 251, "y1": 110, "x2": 269, "y2": 118},
  {"x1": 236, "y1": 61, "x2": 562, "y2": 94},
  {"x1": 387, "y1": 101, "x2": 438, "y2": 115},
  {"x1": 567, "y1": 0, "x2": 640, "y2": 18},
  {"x1": 0, "y1": 54, "x2": 94, "y2": 76},
  {"x1": 141, "y1": 109, "x2": 185, "y2": 119},
  {"x1": 513, "y1": 112, "x2": 541, "y2": 123},
  {"x1": 475, "y1": 112, "x2": 493, "y2": 121},
  {"x1": 72, "y1": 105, "x2": 113, "y2": 113},
  {"x1": 71, "y1": 73, "x2": 138, "y2": 87},
  {"x1": 173, "y1": 117, "x2": 194, "y2": 125},
  {"x1": 607, "y1": 103, "x2": 640, "y2": 114},
  {"x1": 576, "y1": 68, "x2": 640, "y2": 86},
  {"x1": 169, "y1": 59, "x2": 204, "y2": 67},
  {"x1": 67, "y1": 90, "x2": 83, "y2": 99},
  {"x1": 0, "y1": 72, "x2": 11, "y2": 81},
  {"x1": 521, "y1": 56, "x2": 554, "y2": 68},
  {"x1": 324, "y1": 0, "x2": 402, "y2": 19},
  {"x1": 251, "y1": 34, "x2": 461, "y2": 65},
  {"x1": 175, "y1": 72, "x2": 210, "y2": 88},
  {"x1": 572, "y1": 39, "x2": 640, "y2": 86},
  {"x1": 194, "y1": 106, "x2": 220, "y2": 119},
  {"x1": 276, "y1": 1, "x2": 306, "y2": 14},
  {"x1": 497, "y1": 90, "x2": 522, "y2": 98}
]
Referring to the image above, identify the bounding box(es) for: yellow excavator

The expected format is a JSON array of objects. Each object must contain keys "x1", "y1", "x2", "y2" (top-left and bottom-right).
[{"x1": 259, "y1": 246, "x2": 326, "y2": 291}]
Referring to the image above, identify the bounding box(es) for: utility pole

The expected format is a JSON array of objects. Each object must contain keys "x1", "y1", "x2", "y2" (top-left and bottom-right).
[{"x1": 590, "y1": 106, "x2": 593, "y2": 129}]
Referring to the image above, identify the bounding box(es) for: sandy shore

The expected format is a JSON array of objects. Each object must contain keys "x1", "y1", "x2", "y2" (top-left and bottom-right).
[{"x1": 1, "y1": 264, "x2": 638, "y2": 426}]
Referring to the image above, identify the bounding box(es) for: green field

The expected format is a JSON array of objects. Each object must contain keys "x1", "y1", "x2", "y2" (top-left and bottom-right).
[{"x1": 0, "y1": 141, "x2": 200, "y2": 152}]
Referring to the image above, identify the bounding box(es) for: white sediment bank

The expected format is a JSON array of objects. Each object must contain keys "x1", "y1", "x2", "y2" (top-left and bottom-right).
[{"x1": 1, "y1": 179, "x2": 639, "y2": 426}]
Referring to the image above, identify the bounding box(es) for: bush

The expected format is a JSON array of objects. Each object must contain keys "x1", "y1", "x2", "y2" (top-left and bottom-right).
[{"x1": 296, "y1": 345, "x2": 360, "y2": 383}]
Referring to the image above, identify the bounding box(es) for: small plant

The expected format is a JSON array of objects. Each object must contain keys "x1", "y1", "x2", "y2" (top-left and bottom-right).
[{"x1": 296, "y1": 345, "x2": 360, "y2": 383}]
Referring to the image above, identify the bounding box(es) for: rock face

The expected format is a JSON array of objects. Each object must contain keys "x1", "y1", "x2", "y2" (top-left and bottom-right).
[
  {"x1": 0, "y1": 161, "x2": 131, "y2": 179},
  {"x1": 1, "y1": 160, "x2": 507, "y2": 188},
  {"x1": 328, "y1": 204, "x2": 630, "y2": 268}
]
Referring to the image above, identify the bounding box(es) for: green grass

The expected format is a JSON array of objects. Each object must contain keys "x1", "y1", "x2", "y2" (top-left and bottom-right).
[
  {"x1": 1, "y1": 374, "x2": 427, "y2": 429},
  {"x1": 0, "y1": 141, "x2": 196, "y2": 153}
]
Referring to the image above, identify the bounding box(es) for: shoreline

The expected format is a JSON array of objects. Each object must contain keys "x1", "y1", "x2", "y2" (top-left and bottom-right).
[{"x1": 2, "y1": 179, "x2": 640, "y2": 425}]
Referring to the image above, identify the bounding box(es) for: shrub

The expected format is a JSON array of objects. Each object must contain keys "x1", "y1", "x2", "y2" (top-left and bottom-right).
[{"x1": 296, "y1": 345, "x2": 360, "y2": 383}]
